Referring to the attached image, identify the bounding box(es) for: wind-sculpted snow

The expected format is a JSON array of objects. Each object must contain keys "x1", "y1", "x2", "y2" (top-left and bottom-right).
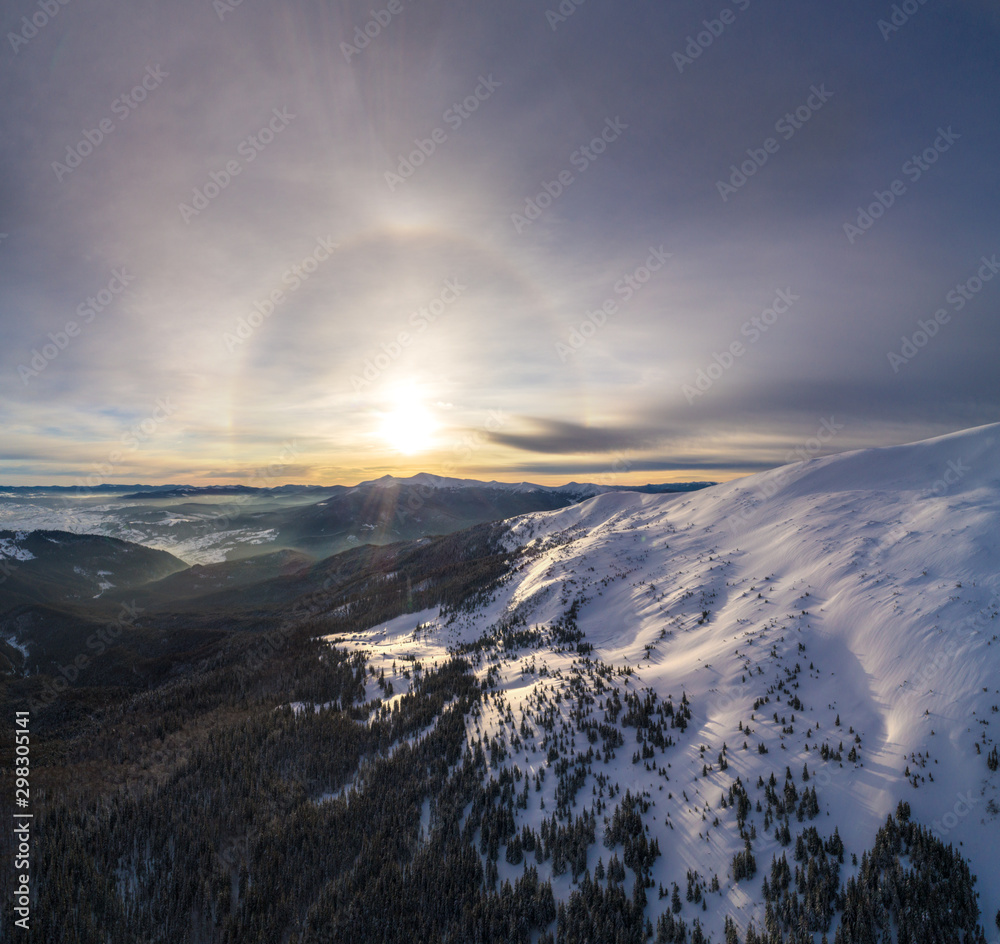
[{"x1": 339, "y1": 423, "x2": 1000, "y2": 942}]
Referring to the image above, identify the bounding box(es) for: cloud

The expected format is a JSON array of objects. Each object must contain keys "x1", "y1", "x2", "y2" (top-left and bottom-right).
[{"x1": 484, "y1": 417, "x2": 665, "y2": 456}]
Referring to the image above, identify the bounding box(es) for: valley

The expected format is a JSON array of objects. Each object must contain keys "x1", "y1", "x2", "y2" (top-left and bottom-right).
[{"x1": 1, "y1": 427, "x2": 997, "y2": 942}]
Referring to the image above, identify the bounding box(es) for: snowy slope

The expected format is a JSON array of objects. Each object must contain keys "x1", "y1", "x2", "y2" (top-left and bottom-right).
[{"x1": 332, "y1": 423, "x2": 1000, "y2": 941}]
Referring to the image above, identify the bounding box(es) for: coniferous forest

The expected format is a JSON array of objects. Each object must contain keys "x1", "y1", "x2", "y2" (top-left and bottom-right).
[{"x1": 0, "y1": 519, "x2": 991, "y2": 943}]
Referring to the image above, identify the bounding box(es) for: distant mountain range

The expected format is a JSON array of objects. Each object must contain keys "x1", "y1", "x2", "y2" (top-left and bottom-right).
[
  {"x1": 0, "y1": 475, "x2": 713, "y2": 676},
  {"x1": 0, "y1": 476, "x2": 715, "y2": 565},
  {"x1": 1, "y1": 429, "x2": 998, "y2": 941},
  {"x1": 0, "y1": 475, "x2": 715, "y2": 499}
]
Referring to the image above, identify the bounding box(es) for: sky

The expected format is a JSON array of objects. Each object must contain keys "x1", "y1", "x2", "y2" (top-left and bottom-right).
[{"x1": 1, "y1": 0, "x2": 998, "y2": 487}]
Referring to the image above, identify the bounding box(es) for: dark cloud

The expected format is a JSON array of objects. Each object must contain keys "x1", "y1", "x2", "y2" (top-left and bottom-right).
[{"x1": 485, "y1": 418, "x2": 665, "y2": 456}]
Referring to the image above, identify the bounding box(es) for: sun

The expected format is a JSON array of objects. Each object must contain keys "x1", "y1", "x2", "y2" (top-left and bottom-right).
[{"x1": 378, "y1": 399, "x2": 439, "y2": 455}]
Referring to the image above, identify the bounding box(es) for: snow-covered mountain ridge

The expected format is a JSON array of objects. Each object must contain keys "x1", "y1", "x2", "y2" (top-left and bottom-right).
[{"x1": 334, "y1": 423, "x2": 1000, "y2": 941}]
